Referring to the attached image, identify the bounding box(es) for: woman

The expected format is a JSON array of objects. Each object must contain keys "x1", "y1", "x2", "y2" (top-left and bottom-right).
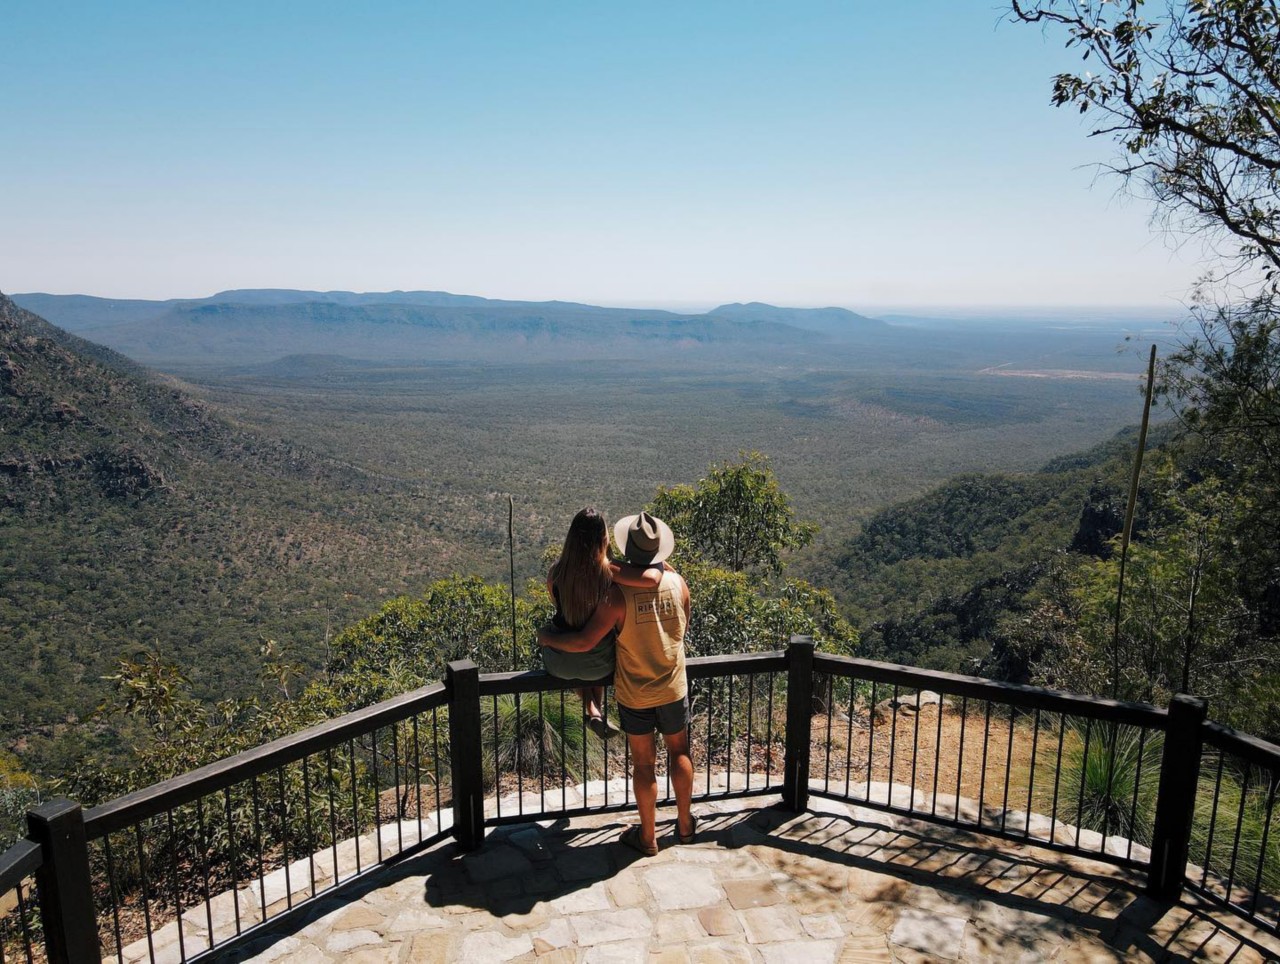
[{"x1": 542, "y1": 508, "x2": 659, "y2": 738}]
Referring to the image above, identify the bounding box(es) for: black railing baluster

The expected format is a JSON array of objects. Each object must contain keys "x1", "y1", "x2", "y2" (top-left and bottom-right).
[
  {"x1": 134, "y1": 821, "x2": 155, "y2": 964},
  {"x1": 278, "y1": 766, "x2": 292, "y2": 909},
  {"x1": 194, "y1": 797, "x2": 214, "y2": 942},
  {"x1": 747, "y1": 673, "x2": 756, "y2": 792},
  {"x1": 844, "y1": 679, "x2": 855, "y2": 800},
  {"x1": 1202, "y1": 750, "x2": 1227, "y2": 889},
  {"x1": 391, "y1": 725, "x2": 403, "y2": 854},
  {"x1": 302, "y1": 755, "x2": 317, "y2": 896},
  {"x1": 954, "y1": 697, "x2": 968, "y2": 825},
  {"x1": 866, "y1": 681, "x2": 878, "y2": 804},
  {"x1": 432, "y1": 707, "x2": 443, "y2": 824},
  {"x1": 730, "y1": 674, "x2": 738, "y2": 792},
  {"x1": 1026, "y1": 709, "x2": 1042, "y2": 840},
  {"x1": 223, "y1": 786, "x2": 240, "y2": 935},
  {"x1": 1075, "y1": 718, "x2": 1093, "y2": 850},
  {"x1": 931, "y1": 692, "x2": 943, "y2": 818},
  {"x1": 977, "y1": 701, "x2": 992, "y2": 829},
  {"x1": 607, "y1": 687, "x2": 615, "y2": 806},
  {"x1": 705, "y1": 678, "x2": 713, "y2": 796},
  {"x1": 1000, "y1": 709, "x2": 1015, "y2": 832},
  {"x1": 495, "y1": 695, "x2": 503, "y2": 821},
  {"x1": 909, "y1": 687, "x2": 922, "y2": 813},
  {"x1": 1246, "y1": 775, "x2": 1277, "y2": 915},
  {"x1": 370, "y1": 729, "x2": 382, "y2": 862},
  {"x1": 515, "y1": 695, "x2": 524, "y2": 814},
  {"x1": 103, "y1": 833, "x2": 125, "y2": 961},
  {"x1": 1224, "y1": 767, "x2": 1252, "y2": 904},
  {"x1": 1051, "y1": 713, "x2": 1066, "y2": 840},
  {"x1": 347, "y1": 738, "x2": 360, "y2": 873},
  {"x1": 15, "y1": 883, "x2": 33, "y2": 964},
  {"x1": 560, "y1": 689, "x2": 568, "y2": 812},
  {"x1": 823, "y1": 674, "x2": 834, "y2": 793},
  {"x1": 538, "y1": 691, "x2": 546, "y2": 807},
  {"x1": 325, "y1": 747, "x2": 339, "y2": 886},
  {"x1": 766, "y1": 673, "x2": 775, "y2": 787},
  {"x1": 624, "y1": 724, "x2": 631, "y2": 805},
  {"x1": 412, "y1": 716, "x2": 424, "y2": 837},
  {"x1": 166, "y1": 808, "x2": 185, "y2": 962},
  {"x1": 1101, "y1": 722, "x2": 1120, "y2": 849},
  {"x1": 252, "y1": 775, "x2": 268, "y2": 919},
  {"x1": 1126, "y1": 727, "x2": 1147, "y2": 860},
  {"x1": 888, "y1": 685, "x2": 899, "y2": 807}
]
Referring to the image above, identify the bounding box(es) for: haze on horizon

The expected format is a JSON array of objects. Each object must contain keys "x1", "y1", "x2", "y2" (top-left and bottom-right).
[{"x1": 3, "y1": 1, "x2": 1208, "y2": 309}]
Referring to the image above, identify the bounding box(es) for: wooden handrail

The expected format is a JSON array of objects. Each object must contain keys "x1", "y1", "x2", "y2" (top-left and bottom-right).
[
  {"x1": 813, "y1": 652, "x2": 1170, "y2": 728},
  {"x1": 1203, "y1": 720, "x2": 1280, "y2": 771},
  {"x1": 0, "y1": 838, "x2": 41, "y2": 892},
  {"x1": 85, "y1": 682, "x2": 448, "y2": 837}
]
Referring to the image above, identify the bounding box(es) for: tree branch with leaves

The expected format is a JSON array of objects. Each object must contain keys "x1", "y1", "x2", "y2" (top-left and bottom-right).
[{"x1": 1011, "y1": 0, "x2": 1280, "y2": 281}]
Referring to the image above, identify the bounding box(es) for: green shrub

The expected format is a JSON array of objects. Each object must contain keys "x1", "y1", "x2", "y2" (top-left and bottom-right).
[
  {"x1": 1057, "y1": 723, "x2": 1162, "y2": 845},
  {"x1": 1193, "y1": 759, "x2": 1280, "y2": 897}
]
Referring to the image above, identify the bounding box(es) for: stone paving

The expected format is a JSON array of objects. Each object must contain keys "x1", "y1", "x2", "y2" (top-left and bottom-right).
[{"x1": 204, "y1": 797, "x2": 1280, "y2": 963}]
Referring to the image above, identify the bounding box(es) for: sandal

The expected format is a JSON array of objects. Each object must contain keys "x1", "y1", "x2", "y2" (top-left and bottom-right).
[
  {"x1": 586, "y1": 715, "x2": 620, "y2": 739},
  {"x1": 678, "y1": 813, "x2": 699, "y2": 845},
  {"x1": 619, "y1": 825, "x2": 659, "y2": 857}
]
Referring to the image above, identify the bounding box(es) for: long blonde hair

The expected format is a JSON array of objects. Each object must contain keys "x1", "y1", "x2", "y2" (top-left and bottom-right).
[{"x1": 549, "y1": 508, "x2": 613, "y2": 628}]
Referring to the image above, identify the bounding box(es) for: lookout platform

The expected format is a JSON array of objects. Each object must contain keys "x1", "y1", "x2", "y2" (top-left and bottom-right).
[{"x1": 204, "y1": 795, "x2": 1278, "y2": 964}]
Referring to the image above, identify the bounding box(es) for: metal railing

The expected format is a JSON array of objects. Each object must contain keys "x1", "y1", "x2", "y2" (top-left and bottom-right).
[
  {"x1": 474, "y1": 652, "x2": 788, "y2": 831},
  {"x1": 2, "y1": 639, "x2": 1277, "y2": 962},
  {"x1": 84, "y1": 681, "x2": 453, "y2": 962},
  {"x1": 803, "y1": 651, "x2": 1172, "y2": 870},
  {"x1": 1188, "y1": 721, "x2": 1280, "y2": 934}
]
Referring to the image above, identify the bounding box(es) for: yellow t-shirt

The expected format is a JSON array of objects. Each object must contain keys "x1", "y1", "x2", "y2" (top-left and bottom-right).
[{"x1": 613, "y1": 570, "x2": 688, "y2": 709}]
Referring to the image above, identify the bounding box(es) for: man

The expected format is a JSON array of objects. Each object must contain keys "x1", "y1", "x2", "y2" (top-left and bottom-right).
[{"x1": 538, "y1": 511, "x2": 695, "y2": 856}]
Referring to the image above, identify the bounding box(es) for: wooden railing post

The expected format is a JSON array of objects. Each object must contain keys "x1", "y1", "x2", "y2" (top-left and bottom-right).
[
  {"x1": 446, "y1": 659, "x2": 485, "y2": 851},
  {"x1": 782, "y1": 635, "x2": 816, "y2": 813},
  {"x1": 1148, "y1": 693, "x2": 1208, "y2": 899},
  {"x1": 28, "y1": 798, "x2": 100, "y2": 964}
]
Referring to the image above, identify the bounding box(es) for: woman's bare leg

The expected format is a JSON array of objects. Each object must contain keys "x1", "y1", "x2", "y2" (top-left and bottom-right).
[{"x1": 579, "y1": 686, "x2": 603, "y2": 719}]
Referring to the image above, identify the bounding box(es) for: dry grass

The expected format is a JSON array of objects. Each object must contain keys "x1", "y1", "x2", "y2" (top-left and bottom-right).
[{"x1": 812, "y1": 701, "x2": 1040, "y2": 811}]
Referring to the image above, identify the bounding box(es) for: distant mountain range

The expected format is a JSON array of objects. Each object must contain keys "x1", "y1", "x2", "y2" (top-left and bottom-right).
[{"x1": 9, "y1": 290, "x2": 889, "y2": 368}]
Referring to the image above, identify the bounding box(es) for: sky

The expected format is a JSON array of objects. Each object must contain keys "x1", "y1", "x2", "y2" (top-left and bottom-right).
[{"x1": 2, "y1": 1, "x2": 1212, "y2": 308}]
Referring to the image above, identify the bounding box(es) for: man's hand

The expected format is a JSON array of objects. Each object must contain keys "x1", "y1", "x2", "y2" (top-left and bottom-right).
[
  {"x1": 537, "y1": 621, "x2": 566, "y2": 649},
  {"x1": 539, "y1": 586, "x2": 624, "y2": 653}
]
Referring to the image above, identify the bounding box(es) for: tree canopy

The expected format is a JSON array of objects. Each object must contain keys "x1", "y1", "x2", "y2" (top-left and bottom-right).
[
  {"x1": 1001, "y1": 2, "x2": 1280, "y2": 732},
  {"x1": 1011, "y1": 0, "x2": 1280, "y2": 280},
  {"x1": 649, "y1": 452, "x2": 816, "y2": 575}
]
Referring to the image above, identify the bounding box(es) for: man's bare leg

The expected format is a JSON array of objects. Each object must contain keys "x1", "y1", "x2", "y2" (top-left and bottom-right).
[
  {"x1": 662, "y1": 727, "x2": 695, "y2": 838},
  {"x1": 626, "y1": 732, "x2": 659, "y2": 850}
]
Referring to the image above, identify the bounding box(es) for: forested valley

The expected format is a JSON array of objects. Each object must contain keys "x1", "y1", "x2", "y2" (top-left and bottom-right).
[{"x1": 2, "y1": 278, "x2": 1277, "y2": 851}]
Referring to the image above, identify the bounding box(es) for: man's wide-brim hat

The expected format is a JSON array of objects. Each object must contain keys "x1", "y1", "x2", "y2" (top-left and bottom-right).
[{"x1": 614, "y1": 511, "x2": 675, "y2": 565}]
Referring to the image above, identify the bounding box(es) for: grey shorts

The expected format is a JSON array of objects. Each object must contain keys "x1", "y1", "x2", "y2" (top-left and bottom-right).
[{"x1": 618, "y1": 695, "x2": 690, "y2": 736}]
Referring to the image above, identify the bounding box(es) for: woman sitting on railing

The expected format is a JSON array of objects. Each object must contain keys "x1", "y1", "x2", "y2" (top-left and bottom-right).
[{"x1": 542, "y1": 507, "x2": 659, "y2": 738}]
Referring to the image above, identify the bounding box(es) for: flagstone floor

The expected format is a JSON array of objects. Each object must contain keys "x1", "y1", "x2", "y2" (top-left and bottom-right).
[{"x1": 205, "y1": 797, "x2": 1280, "y2": 963}]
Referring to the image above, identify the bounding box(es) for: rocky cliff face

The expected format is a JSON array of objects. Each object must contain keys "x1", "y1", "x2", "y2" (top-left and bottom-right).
[
  {"x1": 0, "y1": 292, "x2": 339, "y2": 508},
  {"x1": 1, "y1": 292, "x2": 169, "y2": 504}
]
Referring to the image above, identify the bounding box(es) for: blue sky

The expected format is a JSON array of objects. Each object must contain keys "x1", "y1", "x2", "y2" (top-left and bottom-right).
[{"x1": 3, "y1": 1, "x2": 1207, "y2": 308}]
